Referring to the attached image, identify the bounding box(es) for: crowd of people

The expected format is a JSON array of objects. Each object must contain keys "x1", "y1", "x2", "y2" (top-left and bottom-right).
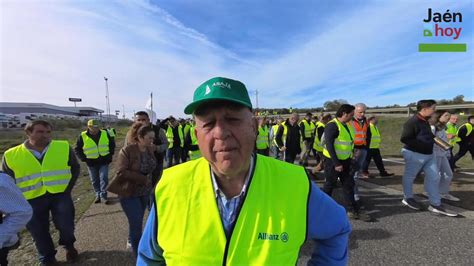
[{"x1": 1, "y1": 77, "x2": 473, "y2": 265}]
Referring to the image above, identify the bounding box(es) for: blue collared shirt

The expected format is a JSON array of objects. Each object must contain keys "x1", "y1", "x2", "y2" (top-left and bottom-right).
[
  {"x1": 0, "y1": 172, "x2": 33, "y2": 249},
  {"x1": 211, "y1": 155, "x2": 253, "y2": 237}
]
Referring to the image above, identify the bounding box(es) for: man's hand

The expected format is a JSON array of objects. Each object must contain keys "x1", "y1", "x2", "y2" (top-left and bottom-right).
[
  {"x1": 335, "y1": 165, "x2": 343, "y2": 172},
  {"x1": 279, "y1": 146, "x2": 287, "y2": 152},
  {"x1": 446, "y1": 134, "x2": 455, "y2": 139}
]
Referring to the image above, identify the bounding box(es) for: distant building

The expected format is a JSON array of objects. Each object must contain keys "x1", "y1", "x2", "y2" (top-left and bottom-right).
[
  {"x1": 0, "y1": 102, "x2": 103, "y2": 116},
  {"x1": 0, "y1": 102, "x2": 115, "y2": 129}
]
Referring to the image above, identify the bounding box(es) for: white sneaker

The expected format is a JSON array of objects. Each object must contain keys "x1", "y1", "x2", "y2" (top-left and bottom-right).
[
  {"x1": 354, "y1": 194, "x2": 360, "y2": 201},
  {"x1": 441, "y1": 194, "x2": 460, "y2": 202},
  {"x1": 126, "y1": 239, "x2": 132, "y2": 249},
  {"x1": 428, "y1": 205, "x2": 458, "y2": 217}
]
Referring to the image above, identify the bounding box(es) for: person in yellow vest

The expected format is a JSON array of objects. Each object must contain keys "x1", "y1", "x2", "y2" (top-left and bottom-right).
[
  {"x1": 184, "y1": 120, "x2": 202, "y2": 160},
  {"x1": 270, "y1": 117, "x2": 283, "y2": 159},
  {"x1": 256, "y1": 116, "x2": 270, "y2": 156},
  {"x1": 322, "y1": 104, "x2": 371, "y2": 221},
  {"x1": 275, "y1": 113, "x2": 301, "y2": 163},
  {"x1": 181, "y1": 119, "x2": 191, "y2": 163},
  {"x1": 451, "y1": 115, "x2": 474, "y2": 168},
  {"x1": 299, "y1": 112, "x2": 314, "y2": 166},
  {"x1": 105, "y1": 125, "x2": 117, "y2": 138},
  {"x1": 1, "y1": 120, "x2": 81, "y2": 264},
  {"x1": 360, "y1": 116, "x2": 394, "y2": 178},
  {"x1": 75, "y1": 119, "x2": 115, "y2": 204},
  {"x1": 165, "y1": 117, "x2": 183, "y2": 167},
  {"x1": 310, "y1": 115, "x2": 319, "y2": 157},
  {"x1": 137, "y1": 77, "x2": 351, "y2": 265},
  {"x1": 311, "y1": 113, "x2": 332, "y2": 174},
  {"x1": 445, "y1": 114, "x2": 459, "y2": 169}
]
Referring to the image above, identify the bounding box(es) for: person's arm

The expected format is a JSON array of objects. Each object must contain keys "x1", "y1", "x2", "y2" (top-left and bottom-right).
[
  {"x1": 66, "y1": 146, "x2": 81, "y2": 192},
  {"x1": 108, "y1": 132, "x2": 116, "y2": 157},
  {"x1": 74, "y1": 135, "x2": 87, "y2": 162},
  {"x1": 0, "y1": 173, "x2": 33, "y2": 249},
  {"x1": 307, "y1": 182, "x2": 351, "y2": 265},
  {"x1": 1, "y1": 157, "x2": 15, "y2": 178},
  {"x1": 275, "y1": 125, "x2": 284, "y2": 148},
  {"x1": 400, "y1": 118, "x2": 418, "y2": 147},
  {"x1": 299, "y1": 122, "x2": 306, "y2": 139},
  {"x1": 155, "y1": 129, "x2": 168, "y2": 154},
  {"x1": 317, "y1": 126, "x2": 325, "y2": 140},
  {"x1": 365, "y1": 123, "x2": 371, "y2": 148},
  {"x1": 137, "y1": 205, "x2": 166, "y2": 265},
  {"x1": 324, "y1": 123, "x2": 341, "y2": 166},
  {"x1": 115, "y1": 147, "x2": 148, "y2": 184}
]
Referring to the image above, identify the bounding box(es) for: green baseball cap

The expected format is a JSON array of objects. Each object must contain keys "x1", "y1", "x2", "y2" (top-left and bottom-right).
[
  {"x1": 184, "y1": 77, "x2": 253, "y2": 115},
  {"x1": 87, "y1": 119, "x2": 99, "y2": 127}
]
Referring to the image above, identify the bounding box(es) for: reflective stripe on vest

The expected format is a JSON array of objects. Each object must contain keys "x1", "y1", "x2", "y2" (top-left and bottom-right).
[
  {"x1": 312, "y1": 122, "x2": 325, "y2": 152},
  {"x1": 323, "y1": 118, "x2": 355, "y2": 160},
  {"x1": 81, "y1": 130, "x2": 110, "y2": 159},
  {"x1": 155, "y1": 155, "x2": 309, "y2": 265},
  {"x1": 300, "y1": 120, "x2": 312, "y2": 138},
  {"x1": 107, "y1": 128, "x2": 116, "y2": 138},
  {"x1": 4, "y1": 140, "x2": 72, "y2": 200},
  {"x1": 457, "y1": 123, "x2": 473, "y2": 138},
  {"x1": 350, "y1": 120, "x2": 368, "y2": 146},
  {"x1": 256, "y1": 126, "x2": 269, "y2": 150},
  {"x1": 188, "y1": 126, "x2": 202, "y2": 160},
  {"x1": 446, "y1": 122, "x2": 460, "y2": 144},
  {"x1": 271, "y1": 124, "x2": 280, "y2": 145},
  {"x1": 369, "y1": 124, "x2": 381, "y2": 149}
]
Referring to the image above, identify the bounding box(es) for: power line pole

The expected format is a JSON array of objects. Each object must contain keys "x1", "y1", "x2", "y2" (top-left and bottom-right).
[
  {"x1": 104, "y1": 77, "x2": 111, "y2": 124},
  {"x1": 122, "y1": 104, "x2": 125, "y2": 119},
  {"x1": 256, "y1": 89, "x2": 259, "y2": 110}
]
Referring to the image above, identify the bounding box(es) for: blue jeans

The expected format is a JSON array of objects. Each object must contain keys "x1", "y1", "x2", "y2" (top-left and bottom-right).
[
  {"x1": 26, "y1": 193, "x2": 76, "y2": 263},
  {"x1": 401, "y1": 148, "x2": 441, "y2": 206},
  {"x1": 435, "y1": 155, "x2": 453, "y2": 195},
  {"x1": 350, "y1": 148, "x2": 367, "y2": 197},
  {"x1": 87, "y1": 164, "x2": 109, "y2": 199},
  {"x1": 120, "y1": 195, "x2": 148, "y2": 258}
]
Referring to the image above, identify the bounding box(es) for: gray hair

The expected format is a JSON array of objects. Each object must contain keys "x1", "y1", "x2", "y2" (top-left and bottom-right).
[{"x1": 355, "y1": 103, "x2": 367, "y2": 110}]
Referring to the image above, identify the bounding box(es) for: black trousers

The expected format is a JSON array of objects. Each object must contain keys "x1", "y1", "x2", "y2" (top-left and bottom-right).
[
  {"x1": 256, "y1": 148, "x2": 269, "y2": 156},
  {"x1": 322, "y1": 158, "x2": 359, "y2": 212},
  {"x1": 0, "y1": 247, "x2": 8, "y2": 266},
  {"x1": 451, "y1": 143, "x2": 474, "y2": 166},
  {"x1": 362, "y1": 148, "x2": 387, "y2": 173},
  {"x1": 284, "y1": 150, "x2": 297, "y2": 163}
]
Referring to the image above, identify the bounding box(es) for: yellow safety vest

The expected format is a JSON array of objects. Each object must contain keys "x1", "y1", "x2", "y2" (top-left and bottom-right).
[
  {"x1": 369, "y1": 124, "x2": 381, "y2": 149},
  {"x1": 166, "y1": 126, "x2": 184, "y2": 148},
  {"x1": 256, "y1": 126, "x2": 269, "y2": 150},
  {"x1": 323, "y1": 118, "x2": 355, "y2": 160},
  {"x1": 457, "y1": 123, "x2": 473, "y2": 138},
  {"x1": 155, "y1": 155, "x2": 309, "y2": 265},
  {"x1": 446, "y1": 122, "x2": 460, "y2": 145},
  {"x1": 279, "y1": 122, "x2": 289, "y2": 145},
  {"x1": 312, "y1": 122, "x2": 325, "y2": 152},
  {"x1": 81, "y1": 130, "x2": 110, "y2": 159},
  {"x1": 183, "y1": 124, "x2": 191, "y2": 139},
  {"x1": 188, "y1": 126, "x2": 201, "y2": 160},
  {"x1": 310, "y1": 122, "x2": 316, "y2": 137},
  {"x1": 271, "y1": 124, "x2": 280, "y2": 146},
  {"x1": 4, "y1": 141, "x2": 72, "y2": 200},
  {"x1": 107, "y1": 128, "x2": 116, "y2": 138},
  {"x1": 300, "y1": 120, "x2": 313, "y2": 138}
]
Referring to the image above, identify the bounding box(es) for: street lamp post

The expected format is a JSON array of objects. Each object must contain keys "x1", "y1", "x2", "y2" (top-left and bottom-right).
[{"x1": 104, "y1": 77, "x2": 111, "y2": 124}]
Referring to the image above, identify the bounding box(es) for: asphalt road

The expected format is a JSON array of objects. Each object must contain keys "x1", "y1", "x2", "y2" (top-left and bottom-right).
[{"x1": 15, "y1": 158, "x2": 474, "y2": 265}]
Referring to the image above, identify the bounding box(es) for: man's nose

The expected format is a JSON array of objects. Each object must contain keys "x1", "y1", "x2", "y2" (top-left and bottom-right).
[{"x1": 212, "y1": 120, "x2": 231, "y2": 139}]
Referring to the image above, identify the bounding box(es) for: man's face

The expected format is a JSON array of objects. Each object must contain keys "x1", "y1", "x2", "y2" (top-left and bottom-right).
[
  {"x1": 470, "y1": 118, "x2": 474, "y2": 125},
  {"x1": 439, "y1": 112, "x2": 451, "y2": 123},
  {"x1": 88, "y1": 126, "x2": 100, "y2": 135},
  {"x1": 354, "y1": 106, "x2": 366, "y2": 120},
  {"x1": 194, "y1": 105, "x2": 256, "y2": 177},
  {"x1": 135, "y1": 115, "x2": 150, "y2": 126},
  {"x1": 421, "y1": 105, "x2": 436, "y2": 117},
  {"x1": 341, "y1": 111, "x2": 355, "y2": 123},
  {"x1": 449, "y1": 115, "x2": 458, "y2": 124},
  {"x1": 27, "y1": 124, "x2": 52, "y2": 146},
  {"x1": 289, "y1": 115, "x2": 299, "y2": 126}
]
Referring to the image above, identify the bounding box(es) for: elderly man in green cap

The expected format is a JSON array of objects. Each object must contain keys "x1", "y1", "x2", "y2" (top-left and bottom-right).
[{"x1": 137, "y1": 77, "x2": 351, "y2": 265}]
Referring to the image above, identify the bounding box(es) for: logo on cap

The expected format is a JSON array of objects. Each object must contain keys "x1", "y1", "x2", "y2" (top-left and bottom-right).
[
  {"x1": 205, "y1": 85, "x2": 211, "y2": 95},
  {"x1": 212, "y1": 81, "x2": 231, "y2": 89}
]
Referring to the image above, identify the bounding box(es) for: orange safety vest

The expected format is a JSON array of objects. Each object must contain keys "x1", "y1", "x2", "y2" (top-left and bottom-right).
[{"x1": 351, "y1": 119, "x2": 368, "y2": 146}]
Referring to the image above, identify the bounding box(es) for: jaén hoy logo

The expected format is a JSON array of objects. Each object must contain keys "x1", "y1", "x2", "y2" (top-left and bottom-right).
[{"x1": 423, "y1": 8, "x2": 462, "y2": 40}]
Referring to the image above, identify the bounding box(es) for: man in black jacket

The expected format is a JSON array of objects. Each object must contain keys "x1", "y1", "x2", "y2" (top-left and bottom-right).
[
  {"x1": 275, "y1": 113, "x2": 301, "y2": 163},
  {"x1": 450, "y1": 115, "x2": 474, "y2": 168},
  {"x1": 400, "y1": 100, "x2": 457, "y2": 217},
  {"x1": 75, "y1": 119, "x2": 115, "y2": 204}
]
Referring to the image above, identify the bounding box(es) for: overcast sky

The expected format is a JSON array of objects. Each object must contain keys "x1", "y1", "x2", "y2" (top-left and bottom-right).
[{"x1": 1, "y1": 0, "x2": 472, "y2": 118}]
